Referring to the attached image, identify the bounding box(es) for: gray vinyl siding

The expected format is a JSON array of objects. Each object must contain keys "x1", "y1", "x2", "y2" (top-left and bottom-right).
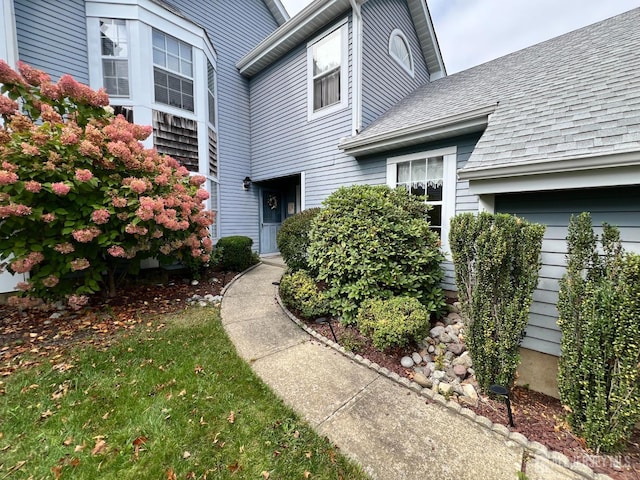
[
  {"x1": 495, "y1": 186, "x2": 640, "y2": 357},
  {"x1": 14, "y1": 0, "x2": 89, "y2": 83},
  {"x1": 169, "y1": 0, "x2": 280, "y2": 248},
  {"x1": 361, "y1": 0, "x2": 429, "y2": 129},
  {"x1": 250, "y1": 17, "x2": 359, "y2": 206}
]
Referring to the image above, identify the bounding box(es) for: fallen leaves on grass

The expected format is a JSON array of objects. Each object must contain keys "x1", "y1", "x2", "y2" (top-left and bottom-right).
[
  {"x1": 91, "y1": 437, "x2": 107, "y2": 456},
  {"x1": 227, "y1": 411, "x2": 235, "y2": 424},
  {"x1": 133, "y1": 436, "x2": 148, "y2": 460}
]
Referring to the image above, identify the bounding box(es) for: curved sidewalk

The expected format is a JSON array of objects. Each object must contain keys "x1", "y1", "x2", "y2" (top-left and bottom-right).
[{"x1": 220, "y1": 261, "x2": 602, "y2": 480}]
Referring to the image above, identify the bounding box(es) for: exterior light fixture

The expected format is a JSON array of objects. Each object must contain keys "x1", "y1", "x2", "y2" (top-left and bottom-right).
[
  {"x1": 489, "y1": 384, "x2": 515, "y2": 427},
  {"x1": 242, "y1": 176, "x2": 252, "y2": 190},
  {"x1": 315, "y1": 317, "x2": 338, "y2": 343}
]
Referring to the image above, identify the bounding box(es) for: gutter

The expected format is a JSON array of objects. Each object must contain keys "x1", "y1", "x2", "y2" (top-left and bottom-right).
[{"x1": 339, "y1": 104, "x2": 496, "y2": 156}]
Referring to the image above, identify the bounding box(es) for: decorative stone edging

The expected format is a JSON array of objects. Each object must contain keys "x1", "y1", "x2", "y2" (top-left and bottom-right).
[{"x1": 271, "y1": 283, "x2": 612, "y2": 480}]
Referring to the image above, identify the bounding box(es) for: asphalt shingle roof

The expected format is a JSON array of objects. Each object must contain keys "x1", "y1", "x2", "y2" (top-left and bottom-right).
[{"x1": 353, "y1": 7, "x2": 640, "y2": 170}]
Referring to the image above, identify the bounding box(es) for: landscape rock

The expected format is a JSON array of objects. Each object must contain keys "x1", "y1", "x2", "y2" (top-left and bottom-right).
[
  {"x1": 400, "y1": 356, "x2": 415, "y2": 368},
  {"x1": 447, "y1": 343, "x2": 465, "y2": 355},
  {"x1": 432, "y1": 370, "x2": 446, "y2": 380},
  {"x1": 412, "y1": 352, "x2": 423, "y2": 365},
  {"x1": 413, "y1": 371, "x2": 432, "y2": 388},
  {"x1": 438, "y1": 382, "x2": 453, "y2": 396},
  {"x1": 462, "y1": 384, "x2": 479, "y2": 400},
  {"x1": 429, "y1": 325, "x2": 445, "y2": 338},
  {"x1": 453, "y1": 365, "x2": 467, "y2": 378},
  {"x1": 452, "y1": 351, "x2": 473, "y2": 369}
]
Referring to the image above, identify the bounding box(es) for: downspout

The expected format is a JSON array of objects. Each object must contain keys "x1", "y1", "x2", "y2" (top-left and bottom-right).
[{"x1": 349, "y1": 0, "x2": 362, "y2": 136}]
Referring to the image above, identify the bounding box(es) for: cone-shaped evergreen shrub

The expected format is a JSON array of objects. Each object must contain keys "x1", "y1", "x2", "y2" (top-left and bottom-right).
[{"x1": 449, "y1": 212, "x2": 544, "y2": 392}]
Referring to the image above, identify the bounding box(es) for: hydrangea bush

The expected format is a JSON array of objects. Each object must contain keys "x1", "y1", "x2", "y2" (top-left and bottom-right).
[{"x1": 0, "y1": 61, "x2": 214, "y2": 307}]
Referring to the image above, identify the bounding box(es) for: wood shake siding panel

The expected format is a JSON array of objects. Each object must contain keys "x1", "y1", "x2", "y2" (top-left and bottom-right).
[
  {"x1": 169, "y1": 0, "x2": 280, "y2": 246},
  {"x1": 495, "y1": 186, "x2": 640, "y2": 356},
  {"x1": 361, "y1": 0, "x2": 429, "y2": 129},
  {"x1": 250, "y1": 17, "x2": 356, "y2": 206},
  {"x1": 14, "y1": 0, "x2": 89, "y2": 83}
]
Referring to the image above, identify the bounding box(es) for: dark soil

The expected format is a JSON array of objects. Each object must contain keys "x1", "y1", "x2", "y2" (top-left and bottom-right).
[
  {"x1": 2, "y1": 270, "x2": 639, "y2": 479},
  {"x1": 304, "y1": 317, "x2": 640, "y2": 480}
]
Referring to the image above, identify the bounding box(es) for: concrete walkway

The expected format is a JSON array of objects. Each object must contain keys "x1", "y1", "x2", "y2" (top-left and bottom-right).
[{"x1": 220, "y1": 261, "x2": 605, "y2": 480}]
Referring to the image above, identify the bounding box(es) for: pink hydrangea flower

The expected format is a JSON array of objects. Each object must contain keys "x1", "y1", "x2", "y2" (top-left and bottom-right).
[
  {"x1": 78, "y1": 140, "x2": 101, "y2": 158},
  {"x1": 112, "y1": 197, "x2": 127, "y2": 208},
  {"x1": 107, "y1": 245, "x2": 126, "y2": 258},
  {"x1": 52, "y1": 182, "x2": 71, "y2": 196},
  {"x1": 0, "y1": 170, "x2": 18, "y2": 185},
  {"x1": 75, "y1": 169, "x2": 94, "y2": 182},
  {"x1": 54, "y1": 242, "x2": 75, "y2": 254},
  {"x1": 0, "y1": 95, "x2": 18, "y2": 115},
  {"x1": 24, "y1": 180, "x2": 42, "y2": 193},
  {"x1": 16, "y1": 281, "x2": 32, "y2": 292},
  {"x1": 189, "y1": 175, "x2": 206, "y2": 186},
  {"x1": 91, "y1": 208, "x2": 110, "y2": 225},
  {"x1": 71, "y1": 227, "x2": 101, "y2": 243},
  {"x1": 42, "y1": 275, "x2": 60, "y2": 288},
  {"x1": 21, "y1": 142, "x2": 39, "y2": 156},
  {"x1": 41, "y1": 213, "x2": 56, "y2": 223},
  {"x1": 70, "y1": 258, "x2": 90, "y2": 271},
  {"x1": 0, "y1": 203, "x2": 32, "y2": 218},
  {"x1": 129, "y1": 178, "x2": 147, "y2": 194},
  {"x1": 10, "y1": 251, "x2": 44, "y2": 273},
  {"x1": 195, "y1": 189, "x2": 210, "y2": 201}
]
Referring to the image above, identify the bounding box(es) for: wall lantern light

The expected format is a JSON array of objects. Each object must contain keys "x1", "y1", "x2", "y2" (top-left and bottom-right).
[{"x1": 242, "y1": 176, "x2": 252, "y2": 190}]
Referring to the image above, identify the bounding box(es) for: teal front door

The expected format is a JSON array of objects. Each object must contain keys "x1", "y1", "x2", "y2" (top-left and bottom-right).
[{"x1": 261, "y1": 190, "x2": 282, "y2": 254}]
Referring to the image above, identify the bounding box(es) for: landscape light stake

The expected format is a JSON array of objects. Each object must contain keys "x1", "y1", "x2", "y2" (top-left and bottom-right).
[
  {"x1": 489, "y1": 384, "x2": 515, "y2": 427},
  {"x1": 315, "y1": 317, "x2": 338, "y2": 343}
]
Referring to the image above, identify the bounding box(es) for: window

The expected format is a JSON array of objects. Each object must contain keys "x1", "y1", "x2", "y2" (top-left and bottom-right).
[
  {"x1": 307, "y1": 22, "x2": 348, "y2": 120},
  {"x1": 152, "y1": 30, "x2": 194, "y2": 111},
  {"x1": 207, "y1": 60, "x2": 216, "y2": 127},
  {"x1": 387, "y1": 147, "x2": 457, "y2": 252},
  {"x1": 388, "y1": 29, "x2": 414, "y2": 77},
  {"x1": 100, "y1": 18, "x2": 129, "y2": 96}
]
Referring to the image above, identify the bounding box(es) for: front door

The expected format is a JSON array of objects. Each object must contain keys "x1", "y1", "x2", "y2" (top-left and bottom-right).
[{"x1": 261, "y1": 190, "x2": 282, "y2": 254}]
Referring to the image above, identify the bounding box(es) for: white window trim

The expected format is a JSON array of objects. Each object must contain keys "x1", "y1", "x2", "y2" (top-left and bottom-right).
[
  {"x1": 0, "y1": 0, "x2": 19, "y2": 67},
  {"x1": 100, "y1": 18, "x2": 131, "y2": 98},
  {"x1": 388, "y1": 28, "x2": 414, "y2": 78},
  {"x1": 306, "y1": 20, "x2": 349, "y2": 122},
  {"x1": 387, "y1": 146, "x2": 457, "y2": 257}
]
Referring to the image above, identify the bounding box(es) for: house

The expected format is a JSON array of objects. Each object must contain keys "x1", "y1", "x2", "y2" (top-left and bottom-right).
[{"x1": 1, "y1": 0, "x2": 639, "y2": 396}]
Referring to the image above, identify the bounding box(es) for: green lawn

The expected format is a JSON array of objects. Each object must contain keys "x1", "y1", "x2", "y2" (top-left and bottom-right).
[{"x1": 0, "y1": 307, "x2": 368, "y2": 479}]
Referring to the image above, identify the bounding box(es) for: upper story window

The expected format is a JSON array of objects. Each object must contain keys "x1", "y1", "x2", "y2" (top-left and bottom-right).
[
  {"x1": 152, "y1": 30, "x2": 194, "y2": 112},
  {"x1": 387, "y1": 147, "x2": 457, "y2": 253},
  {"x1": 100, "y1": 18, "x2": 129, "y2": 97},
  {"x1": 307, "y1": 22, "x2": 348, "y2": 120},
  {"x1": 389, "y1": 29, "x2": 414, "y2": 77}
]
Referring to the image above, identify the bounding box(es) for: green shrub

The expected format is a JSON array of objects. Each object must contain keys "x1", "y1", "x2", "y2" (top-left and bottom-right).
[
  {"x1": 357, "y1": 296, "x2": 430, "y2": 351},
  {"x1": 277, "y1": 208, "x2": 322, "y2": 272},
  {"x1": 449, "y1": 212, "x2": 545, "y2": 392},
  {"x1": 215, "y1": 236, "x2": 258, "y2": 271},
  {"x1": 279, "y1": 270, "x2": 330, "y2": 320},
  {"x1": 308, "y1": 185, "x2": 445, "y2": 324},
  {"x1": 558, "y1": 213, "x2": 640, "y2": 452}
]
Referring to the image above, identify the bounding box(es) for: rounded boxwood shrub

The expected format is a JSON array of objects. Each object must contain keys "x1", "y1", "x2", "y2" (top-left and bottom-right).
[
  {"x1": 276, "y1": 208, "x2": 321, "y2": 272},
  {"x1": 279, "y1": 270, "x2": 330, "y2": 320},
  {"x1": 308, "y1": 185, "x2": 445, "y2": 323},
  {"x1": 357, "y1": 296, "x2": 430, "y2": 351},
  {"x1": 215, "y1": 236, "x2": 258, "y2": 271}
]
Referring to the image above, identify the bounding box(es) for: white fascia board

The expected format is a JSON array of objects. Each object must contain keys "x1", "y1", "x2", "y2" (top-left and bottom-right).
[
  {"x1": 266, "y1": 0, "x2": 290, "y2": 24},
  {"x1": 237, "y1": 0, "x2": 351, "y2": 77},
  {"x1": 468, "y1": 163, "x2": 640, "y2": 196},
  {"x1": 459, "y1": 150, "x2": 640, "y2": 181},
  {"x1": 339, "y1": 104, "x2": 495, "y2": 156}
]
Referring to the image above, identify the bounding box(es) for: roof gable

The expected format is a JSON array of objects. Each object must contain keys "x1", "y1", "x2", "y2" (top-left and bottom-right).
[{"x1": 236, "y1": 0, "x2": 445, "y2": 78}]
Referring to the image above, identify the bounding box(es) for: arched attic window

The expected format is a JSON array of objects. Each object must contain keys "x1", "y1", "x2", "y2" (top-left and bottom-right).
[{"x1": 388, "y1": 28, "x2": 414, "y2": 77}]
